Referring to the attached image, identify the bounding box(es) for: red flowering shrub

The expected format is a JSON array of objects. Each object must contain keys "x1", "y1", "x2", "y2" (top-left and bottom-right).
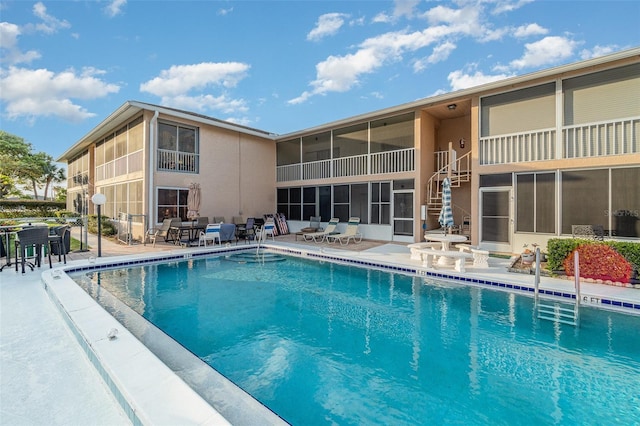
[{"x1": 563, "y1": 244, "x2": 633, "y2": 283}]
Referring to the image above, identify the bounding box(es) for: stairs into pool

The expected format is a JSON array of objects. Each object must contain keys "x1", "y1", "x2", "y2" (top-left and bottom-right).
[{"x1": 224, "y1": 251, "x2": 287, "y2": 263}]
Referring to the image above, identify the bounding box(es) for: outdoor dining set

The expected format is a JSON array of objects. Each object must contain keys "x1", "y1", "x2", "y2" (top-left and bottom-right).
[{"x1": 0, "y1": 223, "x2": 70, "y2": 273}]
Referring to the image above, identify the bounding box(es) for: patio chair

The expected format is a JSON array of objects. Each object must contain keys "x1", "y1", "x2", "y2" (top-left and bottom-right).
[
  {"x1": 256, "y1": 219, "x2": 275, "y2": 241},
  {"x1": 300, "y1": 216, "x2": 321, "y2": 233},
  {"x1": 14, "y1": 227, "x2": 51, "y2": 273},
  {"x1": 237, "y1": 217, "x2": 256, "y2": 243},
  {"x1": 145, "y1": 218, "x2": 178, "y2": 247},
  {"x1": 195, "y1": 216, "x2": 209, "y2": 227},
  {"x1": 326, "y1": 217, "x2": 363, "y2": 245},
  {"x1": 49, "y1": 225, "x2": 70, "y2": 264},
  {"x1": 302, "y1": 218, "x2": 340, "y2": 243},
  {"x1": 199, "y1": 223, "x2": 221, "y2": 246}
]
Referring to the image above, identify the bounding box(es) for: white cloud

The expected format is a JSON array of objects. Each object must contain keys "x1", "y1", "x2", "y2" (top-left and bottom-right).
[
  {"x1": 104, "y1": 0, "x2": 127, "y2": 18},
  {"x1": 140, "y1": 62, "x2": 250, "y2": 114},
  {"x1": 218, "y1": 7, "x2": 234, "y2": 16},
  {"x1": 139, "y1": 62, "x2": 250, "y2": 97},
  {"x1": 447, "y1": 68, "x2": 513, "y2": 91},
  {"x1": 160, "y1": 94, "x2": 248, "y2": 115},
  {"x1": 290, "y1": 3, "x2": 487, "y2": 104},
  {"x1": 491, "y1": 0, "x2": 535, "y2": 15},
  {"x1": 509, "y1": 36, "x2": 578, "y2": 69},
  {"x1": 393, "y1": 0, "x2": 421, "y2": 20},
  {"x1": 372, "y1": 0, "x2": 420, "y2": 24},
  {"x1": 0, "y1": 22, "x2": 41, "y2": 65},
  {"x1": 513, "y1": 23, "x2": 548, "y2": 38},
  {"x1": 307, "y1": 13, "x2": 349, "y2": 42},
  {"x1": 580, "y1": 44, "x2": 622, "y2": 60},
  {"x1": 26, "y1": 2, "x2": 71, "y2": 34},
  {"x1": 0, "y1": 66, "x2": 120, "y2": 122},
  {"x1": 372, "y1": 12, "x2": 392, "y2": 24},
  {"x1": 413, "y1": 41, "x2": 456, "y2": 72}
]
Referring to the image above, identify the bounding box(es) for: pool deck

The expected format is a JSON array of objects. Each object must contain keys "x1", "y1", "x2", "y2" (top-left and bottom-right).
[{"x1": 1, "y1": 233, "x2": 638, "y2": 425}]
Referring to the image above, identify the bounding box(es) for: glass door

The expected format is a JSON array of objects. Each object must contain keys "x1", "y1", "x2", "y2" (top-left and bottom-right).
[
  {"x1": 479, "y1": 187, "x2": 513, "y2": 252},
  {"x1": 392, "y1": 190, "x2": 414, "y2": 242}
]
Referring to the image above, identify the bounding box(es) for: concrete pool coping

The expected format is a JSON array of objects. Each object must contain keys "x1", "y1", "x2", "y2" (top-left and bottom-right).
[{"x1": 3, "y1": 236, "x2": 639, "y2": 425}]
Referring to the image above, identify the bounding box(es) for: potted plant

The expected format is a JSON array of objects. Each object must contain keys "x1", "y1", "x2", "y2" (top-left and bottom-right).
[{"x1": 521, "y1": 243, "x2": 536, "y2": 264}]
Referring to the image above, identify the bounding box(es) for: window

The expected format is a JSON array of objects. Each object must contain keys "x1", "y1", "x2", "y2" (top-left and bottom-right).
[
  {"x1": 516, "y1": 172, "x2": 556, "y2": 233},
  {"x1": 277, "y1": 188, "x2": 302, "y2": 220},
  {"x1": 333, "y1": 185, "x2": 350, "y2": 222},
  {"x1": 481, "y1": 83, "x2": 555, "y2": 137},
  {"x1": 97, "y1": 181, "x2": 144, "y2": 221},
  {"x1": 351, "y1": 184, "x2": 368, "y2": 224},
  {"x1": 564, "y1": 63, "x2": 640, "y2": 125},
  {"x1": 302, "y1": 187, "x2": 317, "y2": 221},
  {"x1": 611, "y1": 168, "x2": 640, "y2": 237},
  {"x1": 67, "y1": 151, "x2": 89, "y2": 190},
  {"x1": 371, "y1": 182, "x2": 391, "y2": 225},
  {"x1": 334, "y1": 123, "x2": 368, "y2": 158},
  {"x1": 561, "y1": 169, "x2": 608, "y2": 235},
  {"x1": 157, "y1": 122, "x2": 199, "y2": 173},
  {"x1": 302, "y1": 132, "x2": 332, "y2": 162},
  {"x1": 370, "y1": 113, "x2": 414, "y2": 153},
  {"x1": 157, "y1": 188, "x2": 189, "y2": 223},
  {"x1": 277, "y1": 138, "x2": 300, "y2": 166}
]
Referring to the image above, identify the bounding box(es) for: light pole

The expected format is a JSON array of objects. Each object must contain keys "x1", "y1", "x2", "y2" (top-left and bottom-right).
[{"x1": 91, "y1": 193, "x2": 107, "y2": 257}]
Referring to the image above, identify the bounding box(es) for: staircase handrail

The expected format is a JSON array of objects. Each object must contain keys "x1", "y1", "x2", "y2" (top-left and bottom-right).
[{"x1": 427, "y1": 149, "x2": 472, "y2": 205}]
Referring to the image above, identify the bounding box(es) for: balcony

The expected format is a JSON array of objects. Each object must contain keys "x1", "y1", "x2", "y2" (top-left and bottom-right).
[
  {"x1": 479, "y1": 116, "x2": 639, "y2": 165},
  {"x1": 277, "y1": 148, "x2": 415, "y2": 182},
  {"x1": 157, "y1": 149, "x2": 199, "y2": 173}
]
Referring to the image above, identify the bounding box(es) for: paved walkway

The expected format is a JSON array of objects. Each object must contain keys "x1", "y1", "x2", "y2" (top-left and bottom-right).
[{"x1": 1, "y1": 233, "x2": 638, "y2": 425}]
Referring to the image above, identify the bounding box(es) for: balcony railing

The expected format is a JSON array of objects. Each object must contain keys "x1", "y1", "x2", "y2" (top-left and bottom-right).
[
  {"x1": 276, "y1": 148, "x2": 415, "y2": 182},
  {"x1": 157, "y1": 149, "x2": 199, "y2": 173},
  {"x1": 479, "y1": 128, "x2": 556, "y2": 165},
  {"x1": 564, "y1": 117, "x2": 639, "y2": 158},
  {"x1": 480, "y1": 117, "x2": 639, "y2": 165}
]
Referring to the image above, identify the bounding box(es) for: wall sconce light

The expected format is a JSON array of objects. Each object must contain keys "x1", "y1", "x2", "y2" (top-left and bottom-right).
[
  {"x1": 447, "y1": 104, "x2": 457, "y2": 110},
  {"x1": 459, "y1": 138, "x2": 465, "y2": 149}
]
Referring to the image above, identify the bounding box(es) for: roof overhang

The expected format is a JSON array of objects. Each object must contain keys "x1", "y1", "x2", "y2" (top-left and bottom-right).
[{"x1": 57, "y1": 101, "x2": 277, "y2": 162}]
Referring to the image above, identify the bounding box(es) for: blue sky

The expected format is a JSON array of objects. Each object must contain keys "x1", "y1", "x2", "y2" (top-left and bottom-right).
[{"x1": 1, "y1": 0, "x2": 639, "y2": 160}]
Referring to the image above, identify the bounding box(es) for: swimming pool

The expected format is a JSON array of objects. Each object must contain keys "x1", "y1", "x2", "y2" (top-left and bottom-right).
[{"x1": 70, "y1": 250, "x2": 640, "y2": 425}]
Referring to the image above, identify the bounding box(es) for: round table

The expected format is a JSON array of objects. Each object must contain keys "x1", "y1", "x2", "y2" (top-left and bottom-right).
[{"x1": 423, "y1": 234, "x2": 468, "y2": 266}]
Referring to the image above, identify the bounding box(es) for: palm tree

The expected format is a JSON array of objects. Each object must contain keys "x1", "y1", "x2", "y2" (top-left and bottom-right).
[{"x1": 43, "y1": 164, "x2": 66, "y2": 201}]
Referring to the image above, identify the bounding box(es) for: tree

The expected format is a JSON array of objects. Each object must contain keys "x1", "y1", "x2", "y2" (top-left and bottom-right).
[
  {"x1": 0, "y1": 131, "x2": 32, "y2": 198},
  {"x1": 41, "y1": 159, "x2": 66, "y2": 200},
  {"x1": 0, "y1": 131, "x2": 66, "y2": 200}
]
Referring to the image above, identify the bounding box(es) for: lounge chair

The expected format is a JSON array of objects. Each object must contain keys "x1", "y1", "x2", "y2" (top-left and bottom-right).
[
  {"x1": 326, "y1": 217, "x2": 362, "y2": 245},
  {"x1": 198, "y1": 223, "x2": 221, "y2": 246},
  {"x1": 302, "y1": 218, "x2": 340, "y2": 242}
]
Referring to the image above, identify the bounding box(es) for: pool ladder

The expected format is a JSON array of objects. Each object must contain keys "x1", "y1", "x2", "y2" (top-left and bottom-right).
[{"x1": 534, "y1": 248, "x2": 580, "y2": 327}]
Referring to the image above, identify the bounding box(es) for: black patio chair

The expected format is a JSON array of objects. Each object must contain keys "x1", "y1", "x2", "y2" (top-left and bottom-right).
[
  {"x1": 49, "y1": 225, "x2": 69, "y2": 264},
  {"x1": 14, "y1": 227, "x2": 51, "y2": 273}
]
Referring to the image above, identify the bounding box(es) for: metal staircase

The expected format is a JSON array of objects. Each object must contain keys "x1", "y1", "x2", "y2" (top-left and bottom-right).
[
  {"x1": 426, "y1": 148, "x2": 471, "y2": 218},
  {"x1": 535, "y1": 249, "x2": 581, "y2": 327}
]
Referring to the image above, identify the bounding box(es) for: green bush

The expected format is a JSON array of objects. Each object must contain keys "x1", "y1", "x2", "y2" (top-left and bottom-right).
[
  {"x1": 87, "y1": 214, "x2": 116, "y2": 236},
  {"x1": 0, "y1": 200, "x2": 67, "y2": 219}
]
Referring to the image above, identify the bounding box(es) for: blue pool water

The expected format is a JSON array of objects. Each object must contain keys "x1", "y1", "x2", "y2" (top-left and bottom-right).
[{"x1": 71, "y1": 251, "x2": 640, "y2": 425}]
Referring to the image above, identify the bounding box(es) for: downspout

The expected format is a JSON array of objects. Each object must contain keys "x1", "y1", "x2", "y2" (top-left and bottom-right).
[{"x1": 148, "y1": 110, "x2": 159, "y2": 228}]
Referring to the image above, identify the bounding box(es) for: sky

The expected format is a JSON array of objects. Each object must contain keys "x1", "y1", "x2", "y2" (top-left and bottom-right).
[{"x1": 1, "y1": 0, "x2": 639, "y2": 161}]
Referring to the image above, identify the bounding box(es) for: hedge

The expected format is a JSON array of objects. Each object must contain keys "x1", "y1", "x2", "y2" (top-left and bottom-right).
[
  {"x1": 547, "y1": 238, "x2": 640, "y2": 278},
  {"x1": 0, "y1": 199, "x2": 68, "y2": 219}
]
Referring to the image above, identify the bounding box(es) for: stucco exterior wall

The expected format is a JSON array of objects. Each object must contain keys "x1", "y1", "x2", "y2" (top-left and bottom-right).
[{"x1": 151, "y1": 114, "x2": 275, "y2": 224}]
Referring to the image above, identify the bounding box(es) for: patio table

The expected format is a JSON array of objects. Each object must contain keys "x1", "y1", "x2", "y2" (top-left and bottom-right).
[
  {"x1": 171, "y1": 222, "x2": 206, "y2": 246},
  {"x1": 423, "y1": 233, "x2": 468, "y2": 266}
]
